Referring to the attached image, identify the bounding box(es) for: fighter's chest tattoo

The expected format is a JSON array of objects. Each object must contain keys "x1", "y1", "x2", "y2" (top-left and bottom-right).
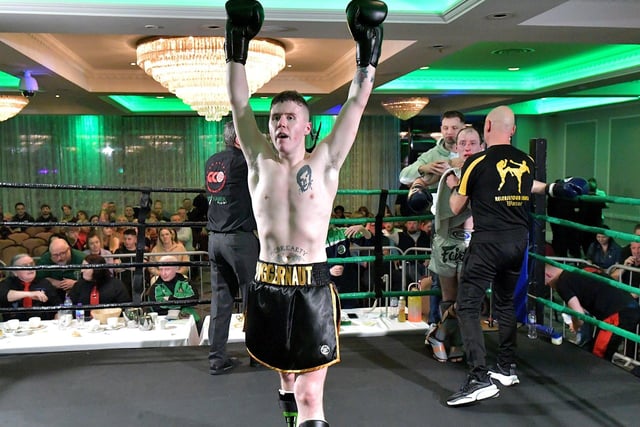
[{"x1": 296, "y1": 165, "x2": 313, "y2": 193}]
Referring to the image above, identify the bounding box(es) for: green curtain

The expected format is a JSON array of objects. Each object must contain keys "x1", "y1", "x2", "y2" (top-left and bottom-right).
[{"x1": 0, "y1": 114, "x2": 399, "y2": 219}]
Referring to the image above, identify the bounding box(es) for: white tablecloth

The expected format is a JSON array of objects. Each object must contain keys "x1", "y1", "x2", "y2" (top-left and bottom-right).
[
  {"x1": 0, "y1": 316, "x2": 200, "y2": 354},
  {"x1": 199, "y1": 307, "x2": 429, "y2": 345}
]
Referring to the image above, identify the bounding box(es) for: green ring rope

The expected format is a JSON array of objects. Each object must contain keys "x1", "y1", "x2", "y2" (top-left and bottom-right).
[
  {"x1": 532, "y1": 213, "x2": 640, "y2": 243},
  {"x1": 532, "y1": 295, "x2": 640, "y2": 345},
  {"x1": 578, "y1": 194, "x2": 640, "y2": 206},
  {"x1": 529, "y1": 253, "x2": 640, "y2": 344},
  {"x1": 529, "y1": 253, "x2": 640, "y2": 296},
  {"x1": 339, "y1": 289, "x2": 438, "y2": 300}
]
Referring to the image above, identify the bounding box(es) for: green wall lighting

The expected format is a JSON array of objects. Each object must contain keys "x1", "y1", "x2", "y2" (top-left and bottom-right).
[
  {"x1": 0, "y1": 71, "x2": 20, "y2": 89},
  {"x1": 376, "y1": 44, "x2": 640, "y2": 94},
  {"x1": 468, "y1": 97, "x2": 639, "y2": 116},
  {"x1": 108, "y1": 95, "x2": 312, "y2": 115},
  {"x1": 16, "y1": 0, "x2": 462, "y2": 15}
]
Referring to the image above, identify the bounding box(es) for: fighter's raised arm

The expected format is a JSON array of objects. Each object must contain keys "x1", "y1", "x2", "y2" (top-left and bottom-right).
[
  {"x1": 225, "y1": 0, "x2": 269, "y2": 161},
  {"x1": 322, "y1": 0, "x2": 387, "y2": 168}
]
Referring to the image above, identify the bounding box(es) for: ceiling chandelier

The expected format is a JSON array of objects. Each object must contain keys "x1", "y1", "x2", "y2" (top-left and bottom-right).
[
  {"x1": 0, "y1": 95, "x2": 29, "y2": 122},
  {"x1": 136, "y1": 36, "x2": 286, "y2": 121},
  {"x1": 381, "y1": 97, "x2": 430, "y2": 121}
]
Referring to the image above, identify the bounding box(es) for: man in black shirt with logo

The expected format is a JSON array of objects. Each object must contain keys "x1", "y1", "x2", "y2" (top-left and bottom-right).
[
  {"x1": 446, "y1": 105, "x2": 587, "y2": 406},
  {"x1": 206, "y1": 121, "x2": 259, "y2": 375}
]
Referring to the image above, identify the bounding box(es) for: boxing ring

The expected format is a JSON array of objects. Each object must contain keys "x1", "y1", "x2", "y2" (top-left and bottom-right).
[
  {"x1": 2, "y1": 143, "x2": 640, "y2": 425},
  {"x1": 0, "y1": 333, "x2": 637, "y2": 426}
]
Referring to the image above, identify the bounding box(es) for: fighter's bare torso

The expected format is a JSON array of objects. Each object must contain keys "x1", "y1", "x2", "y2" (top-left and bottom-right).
[{"x1": 248, "y1": 142, "x2": 338, "y2": 264}]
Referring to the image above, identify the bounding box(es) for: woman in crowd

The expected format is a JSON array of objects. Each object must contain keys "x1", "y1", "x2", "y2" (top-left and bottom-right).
[
  {"x1": 100, "y1": 226, "x2": 121, "y2": 254},
  {"x1": 147, "y1": 226, "x2": 189, "y2": 277},
  {"x1": 75, "y1": 210, "x2": 91, "y2": 245},
  {"x1": 76, "y1": 210, "x2": 90, "y2": 223},
  {"x1": 68, "y1": 254, "x2": 130, "y2": 311},
  {"x1": 586, "y1": 225, "x2": 621, "y2": 270},
  {"x1": 83, "y1": 231, "x2": 116, "y2": 274}
]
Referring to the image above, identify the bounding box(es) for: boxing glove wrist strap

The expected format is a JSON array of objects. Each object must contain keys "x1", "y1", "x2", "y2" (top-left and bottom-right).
[{"x1": 545, "y1": 183, "x2": 554, "y2": 196}]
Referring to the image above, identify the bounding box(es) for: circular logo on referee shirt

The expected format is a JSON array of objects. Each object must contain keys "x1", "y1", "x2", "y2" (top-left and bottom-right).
[{"x1": 206, "y1": 161, "x2": 227, "y2": 194}]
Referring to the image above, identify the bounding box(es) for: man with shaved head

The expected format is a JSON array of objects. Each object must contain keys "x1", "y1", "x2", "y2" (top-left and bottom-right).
[
  {"x1": 446, "y1": 106, "x2": 588, "y2": 406},
  {"x1": 37, "y1": 236, "x2": 87, "y2": 300},
  {"x1": 151, "y1": 255, "x2": 200, "y2": 322}
]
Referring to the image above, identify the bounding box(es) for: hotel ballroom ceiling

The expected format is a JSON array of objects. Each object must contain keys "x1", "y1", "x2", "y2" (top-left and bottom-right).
[{"x1": 1, "y1": 0, "x2": 640, "y2": 118}]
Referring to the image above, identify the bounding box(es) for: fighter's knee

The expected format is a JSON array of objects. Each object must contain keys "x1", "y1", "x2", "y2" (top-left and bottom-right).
[{"x1": 294, "y1": 383, "x2": 323, "y2": 409}]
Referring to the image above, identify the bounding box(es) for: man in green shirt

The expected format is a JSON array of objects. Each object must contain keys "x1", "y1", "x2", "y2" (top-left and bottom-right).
[{"x1": 37, "y1": 237, "x2": 86, "y2": 300}]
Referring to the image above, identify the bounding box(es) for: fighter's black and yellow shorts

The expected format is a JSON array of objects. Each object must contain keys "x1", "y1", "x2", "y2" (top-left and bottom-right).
[{"x1": 245, "y1": 260, "x2": 341, "y2": 373}]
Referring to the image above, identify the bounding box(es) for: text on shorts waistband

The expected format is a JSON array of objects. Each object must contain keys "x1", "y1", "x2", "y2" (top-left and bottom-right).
[{"x1": 255, "y1": 261, "x2": 314, "y2": 286}]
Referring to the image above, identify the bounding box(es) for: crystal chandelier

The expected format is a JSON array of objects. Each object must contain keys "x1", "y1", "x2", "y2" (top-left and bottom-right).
[
  {"x1": 381, "y1": 97, "x2": 430, "y2": 120},
  {"x1": 137, "y1": 36, "x2": 286, "y2": 121},
  {"x1": 0, "y1": 95, "x2": 29, "y2": 121}
]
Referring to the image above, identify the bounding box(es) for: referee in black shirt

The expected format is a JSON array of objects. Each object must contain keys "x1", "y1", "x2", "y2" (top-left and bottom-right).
[
  {"x1": 206, "y1": 121, "x2": 259, "y2": 375},
  {"x1": 446, "y1": 106, "x2": 586, "y2": 405}
]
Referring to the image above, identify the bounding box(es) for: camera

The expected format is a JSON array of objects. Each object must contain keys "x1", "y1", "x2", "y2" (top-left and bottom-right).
[{"x1": 18, "y1": 71, "x2": 39, "y2": 98}]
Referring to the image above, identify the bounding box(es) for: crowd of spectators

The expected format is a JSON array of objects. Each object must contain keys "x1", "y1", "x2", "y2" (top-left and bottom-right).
[
  {"x1": 1, "y1": 196, "x2": 207, "y2": 252},
  {"x1": 0, "y1": 195, "x2": 208, "y2": 321},
  {"x1": 326, "y1": 203, "x2": 434, "y2": 309}
]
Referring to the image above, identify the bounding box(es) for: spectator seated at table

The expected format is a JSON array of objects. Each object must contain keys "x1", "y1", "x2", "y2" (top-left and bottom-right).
[
  {"x1": 36, "y1": 237, "x2": 86, "y2": 301},
  {"x1": 149, "y1": 255, "x2": 200, "y2": 323},
  {"x1": 68, "y1": 254, "x2": 130, "y2": 316},
  {"x1": 0, "y1": 254, "x2": 61, "y2": 321}
]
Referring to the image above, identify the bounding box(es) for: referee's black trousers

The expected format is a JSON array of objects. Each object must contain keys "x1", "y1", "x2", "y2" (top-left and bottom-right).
[{"x1": 456, "y1": 238, "x2": 527, "y2": 378}]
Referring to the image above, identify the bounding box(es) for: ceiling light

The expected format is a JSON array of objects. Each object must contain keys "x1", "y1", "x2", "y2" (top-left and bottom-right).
[
  {"x1": 491, "y1": 47, "x2": 535, "y2": 55},
  {"x1": 0, "y1": 95, "x2": 29, "y2": 121},
  {"x1": 486, "y1": 12, "x2": 514, "y2": 20},
  {"x1": 136, "y1": 36, "x2": 286, "y2": 121},
  {"x1": 381, "y1": 97, "x2": 430, "y2": 120}
]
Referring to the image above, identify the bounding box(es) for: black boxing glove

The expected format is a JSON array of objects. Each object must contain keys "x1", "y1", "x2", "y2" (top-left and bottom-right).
[
  {"x1": 407, "y1": 180, "x2": 433, "y2": 214},
  {"x1": 225, "y1": 0, "x2": 264, "y2": 65},
  {"x1": 346, "y1": 0, "x2": 388, "y2": 68},
  {"x1": 546, "y1": 177, "x2": 589, "y2": 199}
]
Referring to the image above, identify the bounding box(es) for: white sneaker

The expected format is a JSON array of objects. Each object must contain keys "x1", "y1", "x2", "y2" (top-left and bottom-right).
[{"x1": 488, "y1": 363, "x2": 520, "y2": 386}]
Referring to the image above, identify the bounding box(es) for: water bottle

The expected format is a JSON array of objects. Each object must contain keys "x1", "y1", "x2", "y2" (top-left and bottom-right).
[
  {"x1": 59, "y1": 295, "x2": 73, "y2": 329},
  {"x1": 63, "y1": 294, "x2": 72, "y2": 311},
  {"x1": 407, "y1": 283, "x2": 422, "y2": 322},
  {"x1": 527, "y1": 310, "x2": 537, "y2": 339},
  {"x1": 389, "y1": 297, "x2": 399, "y2": 319},
  {"x1": 75, "y1": 303, "x2": 85, "y2": 327}
]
